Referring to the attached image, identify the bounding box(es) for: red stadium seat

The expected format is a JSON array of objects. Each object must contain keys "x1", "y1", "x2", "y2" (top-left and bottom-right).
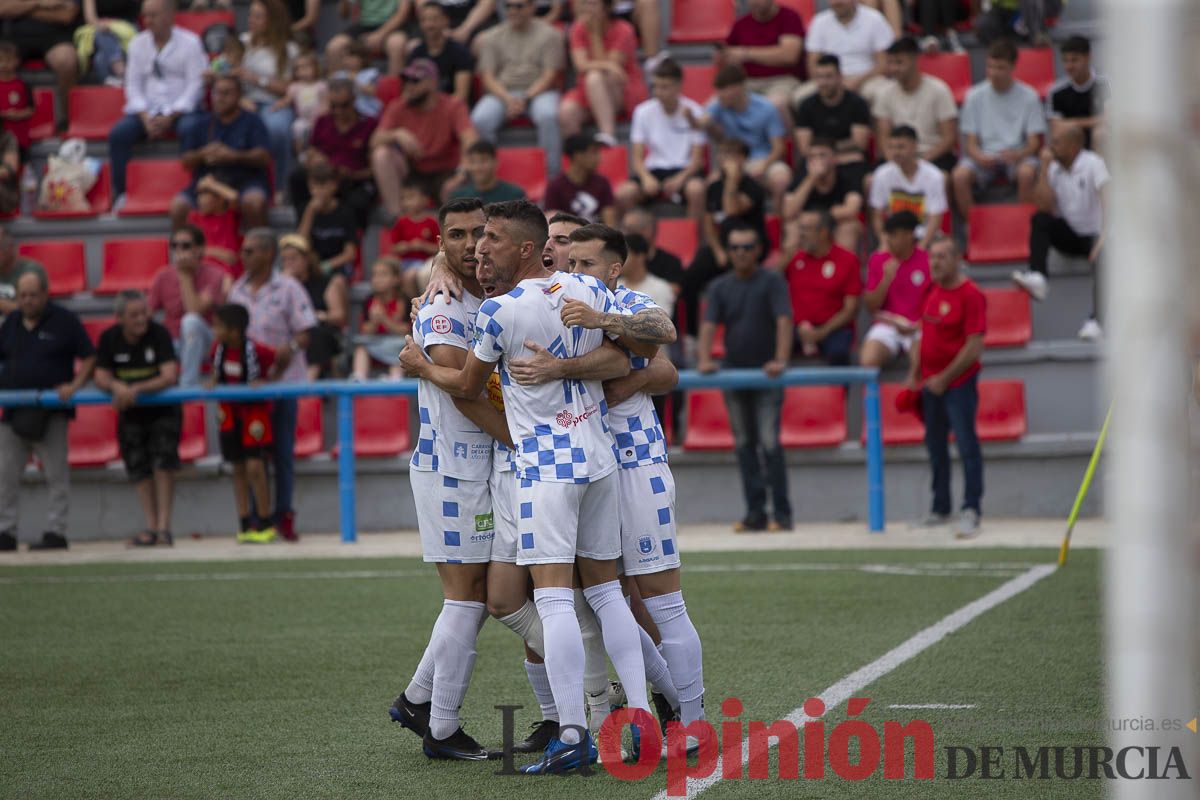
[
  {"x1": 781, "y1": 386, "x2": 847, "y2": 448},
  {"x1": 656, "y1": 218, "x2": 698, "y2": 265},
  {"x1": 96, "y1": 238, "x2": 169, "y2": 294},
  {"x1": 680, "y1": 64, "x2": 716, "y2": 104},
  {"x1": 917, "y1": 52, "x2": 972, "y2": 104},
  {"x1": 377, "y1": 76, "x2": 401, "y2": 107},
  {"x1": 174, "y1": 9, "x2": 236, "y2": 35},
  {"x1": 874, "y1": 383, "x2": 926, "y2": 446},
  {"x1": 977, "y1": 379, "x2": 1027, "y2": 441},
  {"x1": 17, "y1": 241, "x2": 86, "y2": 297},
  {"x1": 597, "y1": 145, "x2": 629, "y2": 188},
  {"x1": 81, "y1": 317, "x2": 115, "y2": 345},
  {"x1": 119, "y1": 159, "x2": 191, "y2": 216},
  {"x1": 64, "y1": 86, "x2": 125, "y2": 141},
  {"x1": 965, "y1": 203, "x2": 1035, "y2": 264},
  {"x1": 777, "y1": 0, "x2": 816, "y2": 25},
  {"x1": 683, "y1": 389, "x2": 734, "y2": 450},
  {"x1": 669, "y1": 0, "x2": 735, "y2": 43},
  {"x1": 29, "y1": 87, "x2": 56, "y2": 141},
  {"x1": 497, "y1": 146, "x2": 548, "y2": 201},
  {"x1": 68, "y1": 405, "x2": 120, "y2": 467},
  {"x1": 982, "y1": 287, "x2": 1032, "y2": 348},
  {"x1": 33, "y1": 161, "x2": 112, "y2": 219},
  {"x1": 178, "y1": 402, "x2": 208, "y2": 462},
  {"x1": 1014, "y1": 47, "x2": 1056, "y2": 100},
  {"x1": 333, "y1": 396, "x2": 412, "y2": 457},
  {"x1": 294, "y1": 396, "x2": 325, "y2": 458}
]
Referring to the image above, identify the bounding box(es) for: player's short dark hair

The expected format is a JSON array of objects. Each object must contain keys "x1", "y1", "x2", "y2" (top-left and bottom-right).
[
  {"x1": 815, "y1": 53, "x2": 841, "y2": 72},
  {"x1": 624, "y1": 232, "x2": 650, "y2": 255},
  {"x1": 1061, "y1": 35, "x2": 1090, "y2": 56},
  {"x1": 171, "y1": 222, "x2": 206, "y2": 248},
  {"x1": 569, "y1": 223, "x2": 628, "y2": 265},
  {"x1": 548, "y1": 212, "x2": 589, "y2": 229},
  {"x1": 714, "y1": 63, "x2": 747, "y2": 89},
  {"x1": 651, "y1": 57, "x2": 683, "y2": 82},
  {"x1": 886, "y1": 36, "x2": 920, "y2": 56},
  {"x1": 485, "y1": 199, "x2": 550, "y2": 252},
  {"x1": 438, "y1": 197, "x2": 484, "y2": 229},
  {"x1": 808, "y1": 137, "x2": 836, "y2": 152},
  {"x1": 721, "y1": 220, "x2": 761, "y2": 249},
  {"x1": 308, "y1": 161, "x2": 336, "y2": 183},
  {"x1": 466, "y1": 139, "x2": 497, "y2": 158},
  {"x1": 987, "y1": 39, "x2": 1019, "y2": 64},
  {"x1": 0, "y1": 41, "x2": 18, "y2": 59},
  {"x1": 890, "y1": 125, "x2": 918, "y2": 141},
  {"x1": 214, "y1": 303, "x2": 250, "y2": 333}
]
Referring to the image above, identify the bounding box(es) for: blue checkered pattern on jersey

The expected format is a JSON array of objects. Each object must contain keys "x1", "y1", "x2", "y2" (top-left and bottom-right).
[
  {"x1": 613, "y1": 409, "x2": 668, "y2": 468},
  {"x1": 410, "y1": 404, "x2": 439, "y2": 470},
  {"x1": 519, "y1": 423, "x2": 595, "y2": 482}
]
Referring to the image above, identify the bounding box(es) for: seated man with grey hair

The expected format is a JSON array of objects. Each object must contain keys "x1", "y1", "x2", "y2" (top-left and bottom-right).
[
  {"x1": 0, "y1": 266, "x2": 95, "y2": 552},
  {"x1": 94, "y1": 290, "x2": 182, "y2": 547}
]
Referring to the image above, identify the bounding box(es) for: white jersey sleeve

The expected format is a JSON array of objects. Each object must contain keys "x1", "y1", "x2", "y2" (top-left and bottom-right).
[{"x1": 608, "y1": 285, "x2": 669, "y2": 468}]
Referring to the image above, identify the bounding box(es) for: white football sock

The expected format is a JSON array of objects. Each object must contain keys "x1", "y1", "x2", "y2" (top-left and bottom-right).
[
  {"x1": 524, "y1": 660, "x2": 558, "y2": 722},
  {"x1": 405, "y1": 613, "x2": 443, "y2": 705},
  {"x1": 534, "y1": 587, "x2": 587, "y2": 745},
  {"x1": 639, "y1": 626, "x2": 680, "y2": 709},
  {"x1": 428, "y1": 599, "x2": 486, "y2": 740},
  {"x1": 497, "y1": 600, "x2": 545, "y2": 658},
  {"x1": 576, "y1": 589, "x2": 610, "y2": 735},
  {"x1": 583, "y1": 581, "x2": 649, "y2": 713},
  {"x1": 643, "y1": 591, "x2": 705, "y2": 724}
]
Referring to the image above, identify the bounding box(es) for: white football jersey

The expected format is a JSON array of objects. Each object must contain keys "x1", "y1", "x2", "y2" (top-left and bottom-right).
[{"x1": 608, "y1": 286, "x2": 669, "y2": 469}]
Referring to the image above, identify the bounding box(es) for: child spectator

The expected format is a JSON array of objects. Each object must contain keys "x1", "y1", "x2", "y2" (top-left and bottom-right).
[
  {"x1": 0, "y1": 42, "x2": 34, "y2": 152},
  {"x1": 296, "y1": 162, "x2": 359, "y2": 278},
  {"x1": 274, "y1": 51, "x2": 329, "y2": 153},
  {"x1": 187, "y1": 174, "x2": 243, "y2": 277},
  {"x1": 208, "y1": 303, "x2": 286, "y2": 544},
  {"x1": 340, "y1": 41, "x2": 382, "y2": 118},
  {"x1": 384, "y1": 184, "x2": 439, "y2": 297},
  {"x1": 352, "y1": 257, "x2": 410, "y2": 380},
  {"x1": 207, "y1": 38, "x2": 258, "y2": 113},
  {"x1": 860, "y1": 210, "x2": 931, "y2": 369}
]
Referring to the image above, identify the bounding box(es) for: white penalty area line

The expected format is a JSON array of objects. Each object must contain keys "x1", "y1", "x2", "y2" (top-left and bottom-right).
[
  {"x1": 651, "y1": 563, "x2": 1058, "y2": 800},
  {"x1": 0, "y1": 561, "x2": 1037, "y2": 586}
]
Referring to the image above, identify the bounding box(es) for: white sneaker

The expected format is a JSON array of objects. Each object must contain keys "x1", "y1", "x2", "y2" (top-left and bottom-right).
[
  {"x1": 945, "y1": 29, "x2": 965, "y2": 53},
  {"x1": 1011, "y1": 270, "x2": 1048, "y2": 301},
  {"x1": 919, "y1": 35, "x2": 941, "y2": 53},
  {"x1": 955, "y1": 508, "x2": 981, "y2": 539},
  {"x1": 1077, "y1": 318, "x2": 1103, "y2": 341},
  {"x1": 594, "y1": 132, "x2": 619, "y2": 147}
]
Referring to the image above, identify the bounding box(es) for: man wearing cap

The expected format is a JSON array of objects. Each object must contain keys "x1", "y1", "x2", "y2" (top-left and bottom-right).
[
  {"x1": 370, "y1": 57, "x2": 479, "y2": 218},
  {"x1": 860, "y1": 210, "x2": 931, "y2": 370},
  {"x1": 542, "y1": 134, "x2": 618, "y2": 226}
]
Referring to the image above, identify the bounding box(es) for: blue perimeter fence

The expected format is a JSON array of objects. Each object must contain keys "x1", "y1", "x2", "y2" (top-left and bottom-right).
[{"x1": 0, "y1": 367, "x2": 885, "y2": 540}]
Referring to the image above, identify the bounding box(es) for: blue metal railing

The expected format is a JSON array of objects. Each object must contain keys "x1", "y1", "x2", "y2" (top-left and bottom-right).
[{"x1": 0, "y1": 367, "x2": 885, "y2": 540}]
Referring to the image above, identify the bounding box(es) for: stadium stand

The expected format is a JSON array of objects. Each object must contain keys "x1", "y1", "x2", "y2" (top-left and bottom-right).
[
  {"x1": 96, "y1": 238, "x2": 169, "y2": 294},
  {"x1": 178, "y1": 403, "x2": 209, "y2": 463},
  {"x1": 780, "y1": 386, "x2": 847, "y2": 448},
  {"x1": 64, "y1": 87, "x2": 126, "y2": 142},
  {"x1": 1014, "y1": 46, "x2": 1058, "y2": 99},
  {"x1": 67, "y1": 405, "x2": 120, "y2": 468},
  {"x1": 496, "y1": 146, "x2": 549, "y2": 201},
  {"x1": 683, "y1": 389, "x2": 735, "y2": 451},
  {"x1": 918, "y1": 52, "x2": 972, "y2": 104},
  {"x1": 81, "y1": 317, "x2": 115, "y2": 346},
  {"x1": 293, "y1": 396, "x2": 326, "y2": 458},
  {"x1": 32, "y1": 163, "x2": 113, "y2": 219},
  {"x1": 17, "y1": 241, "x2": 87, "y2": 296},
  {"x1": 976, "y1": 379, "x2": 1028, "y2": 441},
  {"x1": 331, "y1": 396, "x2": 412, "y2": 457},
  {"x1": 680, "y1": 64, "x2": 716, "y2": 104},
  {"x1": 118, "y1": 160, "x2": 191, "y2": 217},
  {"x1": 667, "y1": 0, "x2": 735, "y2": 43},
  {"x1": 655, "y1": 218, "x2": 698, "y2": 265},
  {"x1": 966, "y1": 204, "x2": 1036, "y2": 263},
  {"x1": 982, "y1": 287, "x2": 1033, "y2": 348},
  {"x1": 29, "y1": 89, "x2": 56, "y2": 142}
]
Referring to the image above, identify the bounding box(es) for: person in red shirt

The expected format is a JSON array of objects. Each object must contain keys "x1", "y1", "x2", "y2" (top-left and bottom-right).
[
  {"x1": 187, "y1": 175, "x2": 243, "y2": 278},
  {"x1": 861, "y1": 210, "x2": 931, "y2": 369},
  {"x1": 720, "y1": 0, "x2": 806, "y2": 117},
  {"x1": 352, "y1": 257, "x2": 411, "y2": 380},
  {"x1": 0, "y1": 42, "x2": 33, "y2": 151},
  {"x1": 559, "y1": 0, "x2": 647, "y2": 145},
  {"x1": 907, "y1": 237, "x2": 986, "y2": 538},
  {"x1": 369, "y1": 58, "x2": 477, "y2": 217},
  {"x1": 385, "y1": 183, "x2": 439, "y2": 297},
  {"x1": 785, "y1": 209, "x2": 861, "y2": 365}
]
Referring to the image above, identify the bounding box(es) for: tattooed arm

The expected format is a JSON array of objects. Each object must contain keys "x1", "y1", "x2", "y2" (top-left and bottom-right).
[{"x1": 559, "y1": 298, "x2": 677, "y2": 359}]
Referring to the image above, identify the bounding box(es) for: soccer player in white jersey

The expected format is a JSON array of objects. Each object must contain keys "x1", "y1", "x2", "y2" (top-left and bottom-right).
[
  {"x1": 399, "y1": 199, "x2": 660, "y2": 774},
  {"x1": 512, "y1": 223, "x2": 707, "y2": 751}
]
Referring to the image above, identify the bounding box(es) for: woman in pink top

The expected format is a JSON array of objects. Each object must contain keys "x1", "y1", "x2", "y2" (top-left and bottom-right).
[
  {"x1": 559, "y1": 0, "x2": 648, "y2": 144},
  {"x1": 860, "y1": 210, "x2": 932, "y2": 368}
]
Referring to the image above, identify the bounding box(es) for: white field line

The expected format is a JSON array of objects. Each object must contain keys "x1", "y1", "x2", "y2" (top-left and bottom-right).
[
  {"x1": 649, "y1": 563, "x2": 1058, "y2": 800},
  {"x1": 887, "y1": 704, "x2": 978, "y2": 710},
  {"x1": 0, "y1": 561, "x2": 1036, "y2": 586}
]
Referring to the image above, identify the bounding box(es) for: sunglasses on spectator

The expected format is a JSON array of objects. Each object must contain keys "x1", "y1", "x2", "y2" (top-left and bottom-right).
[
  {"x1": 727, "y1": 243, "x2": 757, "y2": 252},
  {"x1": 170, "y1": 241, "x2": 195, "y2": 250}
]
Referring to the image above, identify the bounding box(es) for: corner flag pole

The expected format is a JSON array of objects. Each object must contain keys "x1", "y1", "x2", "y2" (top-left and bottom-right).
[{"x1": 1057, "y1": 404, "x2": 1112, "y2": 567}]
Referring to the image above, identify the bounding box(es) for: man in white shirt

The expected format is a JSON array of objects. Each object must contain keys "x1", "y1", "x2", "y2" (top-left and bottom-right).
[
  {"x1": 803, "y1": 0, "x2": 894, "y2": 106},
  {"x1": 616, "y1": 58, "x2": 707, "y2": 219},
  {"x1": 868, "y1": 125, "x2": 948, "y2": 249},
  {"x1": 1012, "y1": 126, "x2": 1109, "y2": 341},
  {"x1": 107, "y1": 0, "x2": 208, "y2": 206},
  {"x1": 873, "y1": 36, "x2": 958, "y2": 173}
]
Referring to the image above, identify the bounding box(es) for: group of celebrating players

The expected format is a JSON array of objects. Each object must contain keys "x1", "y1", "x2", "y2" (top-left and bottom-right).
[{"x1": 386, "y1": 198, "x2": 706, "y2": 774}]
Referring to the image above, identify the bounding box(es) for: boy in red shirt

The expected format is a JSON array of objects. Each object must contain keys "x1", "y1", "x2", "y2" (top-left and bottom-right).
[
  {"x1": 862, "y1": 211, "x2": 932, "y2": 369},
  {"x1": 187, "y1": 175, "x2": 243, "y2": 278},
  {"x1": 907, "y1": 238, "x2": 986, "y2": 539},
  {"x1": 208, "y1": 304, "x2": 290, "y2": 543},
  {"x1": 0, "y1": 42, "x2": 34, "y2": 151},
  {"x1": 785, "y1": 209, "x2": 861, "y2": 365},
  {"x1": 352, "y1": 257, "x2": 411, "y2": 380},
  {"x1": 385, "y1": 183, "x2": 439, "y2": 298}
]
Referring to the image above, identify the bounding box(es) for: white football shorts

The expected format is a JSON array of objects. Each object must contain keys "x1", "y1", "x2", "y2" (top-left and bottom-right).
[
  {"x1": 514, "y1": 471, "x2": 621, "y2": 565},
  {"x1": 410, "y1": 469, "x2": 494, "y2": 564},
  {"x1": 617, "y1": 462, "x2": 682, "y2": 576}
]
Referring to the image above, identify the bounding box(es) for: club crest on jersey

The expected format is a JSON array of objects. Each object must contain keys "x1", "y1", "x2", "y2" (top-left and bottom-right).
[
  {"x1": 431, "y1": 315, "x2": 452, "y2": 335},
  {"x1": 911, "y1": 271, "x2": 925, "y2": 286},
  {"x1": 822, "y1": 261, "x2": 835, "y2": 279},
  {"x1": 638, "y1": 536, "x2": 655, "y2": 555},
  {"x1": 453, "y1": 442, "x2": 468, "y2": 458}
]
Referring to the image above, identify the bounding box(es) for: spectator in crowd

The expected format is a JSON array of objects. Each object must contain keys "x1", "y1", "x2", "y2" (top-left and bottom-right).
[
  {"x1": 860, "y1": 210, "x2": 930, "y2": 369},
  {"x1": 720, "y1": 0, "x2": 806, "y2": 117},
  {"x1": 290, "y1": 78, "x2": 378, "y2": 228},
  {"x1": 1048, "y1": 35, "x2": 1108, "y2": 150},
  {"x1": 804, "y1": 0, "x2": 894, "y2": 106},
  {"x1": 351, "y1": 257, "x2": 410, "y2": 380},
  {"x1": 278, "y1": 234, "x2": 347, "y2": 379},
  {"x1": 386, "y1": 183, "x2": 439, "y2": 296},
  {"x1": 93, "y1": 290, "x2": 180, "y2": 547},
  {"x1": 543, "y1": 133, "x2": 617, "y2": 225},
  {"x1": 782, "y1": 138, "x2": 863, "y2": 253},
  {"x1": 273, "y1": 51, "x2": 328, "y2": 155},
  {"x1": 607, "y1": 0, "x2": 664, "y2": 69},
  {"x1": 296, "y1": 162, "x2": 359, "y2": 279},
  {"x1": 617, "y1": 58, "x2": 707, "y2": 218},
  {"x1": 340, "y1": 41, "x2": 384, "y2": 117},
  {"x1": 559, "y1": 0, "x2": 647, "y2": 146},
  {"x1": 1013, "y1": 126, "x2": 1108, "y2": 341},
  {"x1": 77, "y1": 0, "x2": 140, "y2": 86},
  {"x1": 327, "y1": 0, "x2": 411, "y2": 76},
  {"x1": 448, "y1": 140, "x2": 525, "y2": 204},
  {"x1": 405, "y1": 1, "x2": 472, "y2": 101},
  {"x1": 702, "y1": 64, "x2": 792, "y2": 215},
  {"x1": 0, "y1": 129, "x2": 15, "y2": 216},
  {"x1": 0, "y1": 266, "x2": 94, "y2": 552},
  {"x1": 208, "y1": 302, "x2": 283, "y2": 544},
  {"x1": 785, "y1": 209, "x2": 861, "y2": 365},
  {"x1": 703, "y1": 137, "x2": 767, "y2": 268},
  {"x1": 909, "y1": 0, "x2": 964, "y2": 53},
  {"x1": 0, "y1": 0, "x2": 78, "y2": 107},
  {"x1": 228, "y1": 228, "x2": 317, "y2": 542},
  {"x1": 109, "y1": 0, "x2": 208, "y2": 207},
  {"x1": 287, "y1": 0, "x2": 321, "y2": 44},
  {"x1": 793, "y1": 54, "x2": 871, "y2": 191},
  {"x1": 621, "y1": 207, "x2": 683, "y2": 293},
  {"x1": 188, "y1": 175, "x2": 242, "y2": 276},
  {"x1": 863, "y1": 0, "x2": 903, "y2": 36},
  {"x1": 172, "y1": 75, "x2": 271, "y2": 230},
  {"x1": 472, "y1": 0, "x2": 563, "y2": 173},
  {"x1": 437, "y1": 0, "x2": 498, "y2": 46},
  {"x1": 868, "y1": 125, "x2": 948, "y2": 249},
  {"x1": 0, "y1": 227, "x2": 42, "y2": 318},
  {"x1": 148, "y1": 224, "x2": 230, "y2": 386},
  {"x1": 874, "y1": 36, "x2": 958, "y2": 173},
  {"x1": 370, "y1": 58, "x2": 476, "y2": 216},
  {"x1": 908, "y1": 237, "x2": 986, "y2": 537},
  {"x1": 976, "y1": 0, "x2": 1060, "y2": 47},
  {"x1": 621, "y1": 232, "x2": 675, "y2": 314},
  {"x1": 952, "y1": 40, "x2": 1046, "y2": 216},
  {"x1": 0, "y1": 41, "x2": 34, "y2": 153},
  {"x1": 697, "y1": 222, "x2": 793, "y2": 533},
  {"x1": 239, "y1": 0, "x2": 300, "y2": 203}
]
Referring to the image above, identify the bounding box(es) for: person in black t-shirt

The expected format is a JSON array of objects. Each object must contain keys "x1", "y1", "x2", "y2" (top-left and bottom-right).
[
  {"x1": 1048, "y1": 36, "x2": 1108, "y2": 151},
  {"x1": 782, "y1": 139, "x2": 863, "y2": 253},
  {"x1": 93, "y1": 290, "x2": 181, "y2": 548},
  {"x1": 297, "y1": 162, "x2": 360, "y2": 278},
  {"x1": 703, "y1": 138, "x2": 767, "y2": 268},
  {"x1": 793, "y1": 54, "x2": 872, "y2": 192},
  {"x1": 403, "y1": 1, "x2": 474, "y2": 102}
]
